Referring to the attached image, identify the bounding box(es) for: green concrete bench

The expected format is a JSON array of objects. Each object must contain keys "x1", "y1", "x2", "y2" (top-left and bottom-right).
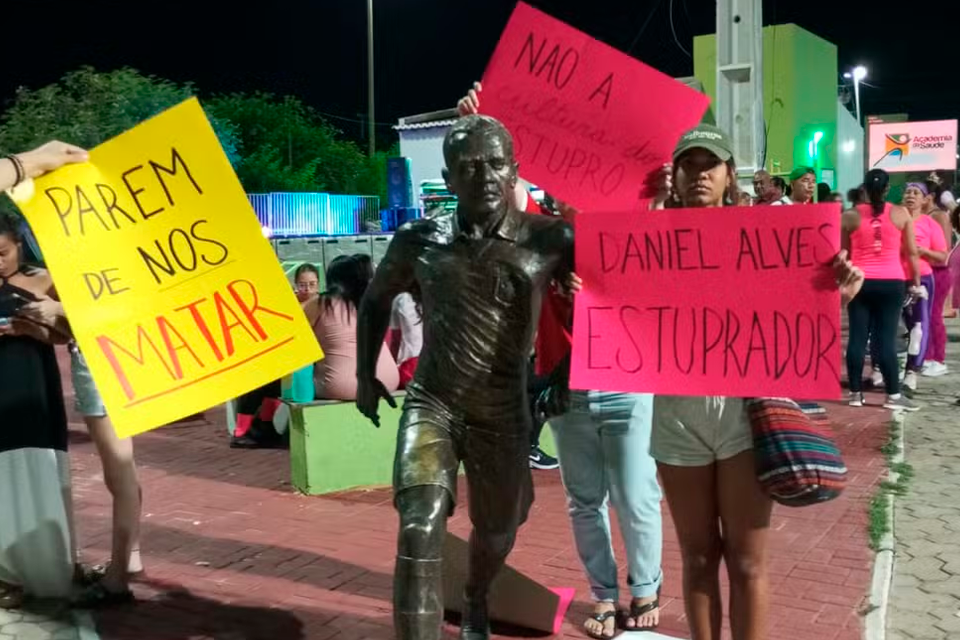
[
  {"x1": 286, "y1": 393, "x2": 406, "y2": 495},
  {"x1": 285, "y1": 392, "x2": 560, "y2": 496}
]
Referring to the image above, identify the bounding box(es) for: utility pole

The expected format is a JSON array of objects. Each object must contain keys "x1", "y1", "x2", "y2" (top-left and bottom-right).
[
  {"x1": 366, "y1": 0, "x2": 376, "y2": 156},
  {"x1": 715, "y1": 0, "x2": 765, "y2": 176}
]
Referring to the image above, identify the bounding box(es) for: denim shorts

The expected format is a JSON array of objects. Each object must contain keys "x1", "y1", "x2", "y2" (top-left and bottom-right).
[{"x1": 69, "y1": 344, "x2": 107, "y2": 418}]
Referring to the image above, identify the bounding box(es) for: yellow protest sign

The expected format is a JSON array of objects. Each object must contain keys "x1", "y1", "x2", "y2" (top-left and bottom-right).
[{"x1": 16, "y1": 98, "x2": 323, "y2": 437}]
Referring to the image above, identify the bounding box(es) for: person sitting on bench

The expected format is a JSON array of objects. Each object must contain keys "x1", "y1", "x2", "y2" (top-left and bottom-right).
[{"x1": 304, "y1": 254, "x2": 399, "y2": 400}]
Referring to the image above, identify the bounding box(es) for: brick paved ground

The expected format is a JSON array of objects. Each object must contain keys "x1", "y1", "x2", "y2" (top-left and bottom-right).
[
  {"x1": 50, "y1": 342, "x2": 890, "y2": 640},
  {"x1": 887, "y1": 322, "x2": 960, "y2": 640}
]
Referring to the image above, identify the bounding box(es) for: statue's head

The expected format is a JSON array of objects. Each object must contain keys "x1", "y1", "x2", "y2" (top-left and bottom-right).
[{"x1": 442, "y1": 115, "x2": 519, "y2": 220}]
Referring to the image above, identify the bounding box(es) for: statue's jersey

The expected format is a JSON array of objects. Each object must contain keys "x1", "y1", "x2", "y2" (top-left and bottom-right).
[{"x1": 401, "y1": 211, "x2": 568, "y2": 432}]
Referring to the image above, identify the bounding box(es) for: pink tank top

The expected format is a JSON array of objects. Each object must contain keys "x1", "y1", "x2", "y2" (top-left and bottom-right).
[
  {"x1": 908, "y1": 214, "x2": 948, "y2": 277},
  {"x1": 850, "y1": 203, "x2": 905, "y2": 280}
]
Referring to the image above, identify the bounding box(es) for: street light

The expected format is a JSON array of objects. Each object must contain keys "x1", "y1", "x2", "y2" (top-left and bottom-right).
[
  {"x1": 366, "y1": 0, "x2": 375, "y2": 156},
  {"x1": 808, "y1": 130, "x2": 824, "y2": 159},
  {"x1": 850, "y1": 65, "x2": 867, "y2": 124}
]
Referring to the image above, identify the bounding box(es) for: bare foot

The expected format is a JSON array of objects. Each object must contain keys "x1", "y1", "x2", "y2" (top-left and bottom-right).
[
  {"x1": 583, "y1": 602, "x2": 617, "y2": 639},
  {"x1": 624, "y1": 595, "x2": 659, "y2": 630}
]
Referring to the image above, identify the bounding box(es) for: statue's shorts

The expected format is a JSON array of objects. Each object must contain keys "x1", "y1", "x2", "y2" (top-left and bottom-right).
[{"x1": 393, "y1": 382, "x2": 534, "y2": 534}]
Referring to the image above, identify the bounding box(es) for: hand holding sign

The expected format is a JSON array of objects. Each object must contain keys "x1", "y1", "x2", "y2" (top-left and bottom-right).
[
  {"x1": 18, "y1": 142, "x2": 90, "y2": 179},
  {"x1": 478, "y1": 2, "x2": 709, "y2": 211}
]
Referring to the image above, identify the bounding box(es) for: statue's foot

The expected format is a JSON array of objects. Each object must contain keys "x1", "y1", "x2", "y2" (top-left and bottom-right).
[
  {"x1": 458, "y1": 622, "x2": 491, "y2": 640},
  {"x1": 459, "y1": 599, "x2": 491, "y2": 640}
]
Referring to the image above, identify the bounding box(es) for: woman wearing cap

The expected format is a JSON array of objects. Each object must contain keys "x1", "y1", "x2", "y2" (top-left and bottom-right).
[
  {"x1": 786, "y1": 167, "x2": 817, "y2": 204},
  {"x1": 842, "y1": 169, "x2": 922, "y2": 411},
  {"x1": 641, "y1": 124, "x2": 775, "y2": 640},
  {"x1": 898, "y1": 183, "x2": 947, "y2": 394},
  {"x1": 639, "y1": 125, "x2": 859, "y2": 640}
]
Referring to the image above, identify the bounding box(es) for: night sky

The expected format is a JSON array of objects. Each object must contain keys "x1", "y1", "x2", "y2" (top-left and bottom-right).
[{"x1": 4, "y1": 0, "x2": 954, "y2": 148}]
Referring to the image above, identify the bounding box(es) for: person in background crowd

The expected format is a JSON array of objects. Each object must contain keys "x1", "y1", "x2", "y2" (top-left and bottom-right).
[
  {"x1": 771, "y1": 177, "x2": 788, "y2": 203},
  {"x1": 780, "y1": 168, "x2": 829, "y2": 413},
  {"x1": 900, "y1": 183, "x2": 948, "y2": 396},
  {"x1": 752, "y1": 170, "x2": 771, "y2": 203},
  {"x1": 294, "y1": 263, "x2": 321, "y2": 303},
  {"x1": 458, "y1": 83, "x2": 662, "y2": 636},
  {"x1": 787, "y1": 166, "x2": 816, "y2": 204},
  {"x1": 848, "y1": 185, "x2": 866, "y2": 207},
  {"x1": 943, "y1": 188, "x2": 960, "y2": 316},
  {"x1": 389, "y1": 292, "x2": 422, "y2": 389},
  {"x1": 230, "y1": 380, "x2": 286, "y2": 449},
  {"x1": 922, "y1": 176, "x2": 954, "y2": 376},
  {"x1": 817, "y1": 183, "x2": 832, "y2": 204},
  {"x1": 751, "y1": 171, "x2": 789, "y2": 205},
  {"x1": 828, "y1": 192, "x2": 844, "y2": 204},
  {"x1": 0, "y1": 142, "x2": 87, "y2": 608},
  {"x1": 842, "y1": 169, "x2": 921, "y2": 412},
  {"x1": 230, "y1": 262, "x2": 324, "y2": 449},
  {"x1": 305, "y1": 254, "x2": 398, "y2": 400},
  {"x1": 737, "y1": 191, "x2": 753, "y2": 206}
]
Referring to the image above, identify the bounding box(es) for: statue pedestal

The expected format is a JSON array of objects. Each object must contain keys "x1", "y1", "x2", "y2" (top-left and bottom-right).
[{"x1": 441, "y1": 533, "x2": 574, "y2": 634}]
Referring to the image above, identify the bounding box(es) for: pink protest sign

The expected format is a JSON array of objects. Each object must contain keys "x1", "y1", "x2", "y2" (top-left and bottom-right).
[
  {"x1": 570, "y1": 205, "x2": 843, "y2": 400},
  {"x1": 480, "y1": 2, "x2": 709, "y2": 211}
]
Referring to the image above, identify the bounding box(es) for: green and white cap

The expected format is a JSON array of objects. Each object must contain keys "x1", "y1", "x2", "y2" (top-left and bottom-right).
[{"x1": 673, "y1": 124, "x2": 734, "y2": 162}]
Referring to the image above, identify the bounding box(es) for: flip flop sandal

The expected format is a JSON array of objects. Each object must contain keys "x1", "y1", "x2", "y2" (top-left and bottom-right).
[
  {"x1": 584, "y1": 610, "x2": 618, "y2": 640},
  {"x1": 624, "y1": 598, "x2": 660, "y2": 632},
  {"x1": 82, "y1": 561, "x2": 146, "y2": 584},
  {"x1": 71, "y1": 582, "x2": 135, "y2": 609}
]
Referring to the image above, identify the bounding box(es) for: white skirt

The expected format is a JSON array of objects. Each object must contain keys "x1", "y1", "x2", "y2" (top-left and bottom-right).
[{"x1": 0, "y1": 447, "x2": 74, "y2": 598}]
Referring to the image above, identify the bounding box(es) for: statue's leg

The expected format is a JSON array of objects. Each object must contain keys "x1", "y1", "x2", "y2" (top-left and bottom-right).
[
  {"x1": 392, "y1": 401, "x2": 461, "y2": 640},
  {"x1": 460, "y1": 429, "x2": 534, "y2": 640},
  {"x1": 394, "y1": 486, "x2": 453, "y2": 640}
]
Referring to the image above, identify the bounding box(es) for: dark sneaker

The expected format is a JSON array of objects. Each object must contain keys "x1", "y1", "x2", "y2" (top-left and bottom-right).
[
  {"x1": 884, "y1": 396, "x2": 920, "y2": 412},
  {"x1": 529, "y1": 446, "x2": 559, "y2": 470},
  {"x1": 230, "y1": 435, "x2": 262, "y2": 449}
]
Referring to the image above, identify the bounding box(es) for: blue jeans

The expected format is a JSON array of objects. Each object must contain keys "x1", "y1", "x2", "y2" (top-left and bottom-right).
[{"x1": 550, "y1": 391, "x2": 662, "y2": 601}]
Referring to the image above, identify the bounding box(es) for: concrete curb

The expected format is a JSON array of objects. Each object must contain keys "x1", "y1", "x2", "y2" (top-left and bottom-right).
[{"x1": 863, "y1": 412, "x2": 905, "y2": 640}]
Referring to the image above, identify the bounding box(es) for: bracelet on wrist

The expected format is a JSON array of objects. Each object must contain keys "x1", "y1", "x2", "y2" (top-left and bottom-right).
[{"x1": 3, "y1": 154, "x2": 25, "y2": 187}]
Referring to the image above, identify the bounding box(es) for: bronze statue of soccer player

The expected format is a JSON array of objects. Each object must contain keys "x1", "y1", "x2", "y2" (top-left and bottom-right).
[{"x1": 355, "y1": 115, "x2": 574, "y2": 640}]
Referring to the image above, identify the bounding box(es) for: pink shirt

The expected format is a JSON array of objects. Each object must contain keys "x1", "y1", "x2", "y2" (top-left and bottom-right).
[
  {"x1": 305, "y1": 297, "x2": 399, "y2": 401},
  {"x1": 909, "y1": 214, "x2": 948, "y2": 276},
  {"x1": 850, "y1": 203, "x2": 906, "y2": 281}
]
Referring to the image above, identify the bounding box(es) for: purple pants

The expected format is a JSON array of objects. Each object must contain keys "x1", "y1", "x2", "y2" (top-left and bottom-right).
[
  {"x1": 928, "y1": 267, "x2": 951, "y2": 363},
  {"x1": 951, "y1": 246, "x2": 960, "y2": 310},
  {"x1": 904, "y1": 274, "x2": 935, "y2": 371}
]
